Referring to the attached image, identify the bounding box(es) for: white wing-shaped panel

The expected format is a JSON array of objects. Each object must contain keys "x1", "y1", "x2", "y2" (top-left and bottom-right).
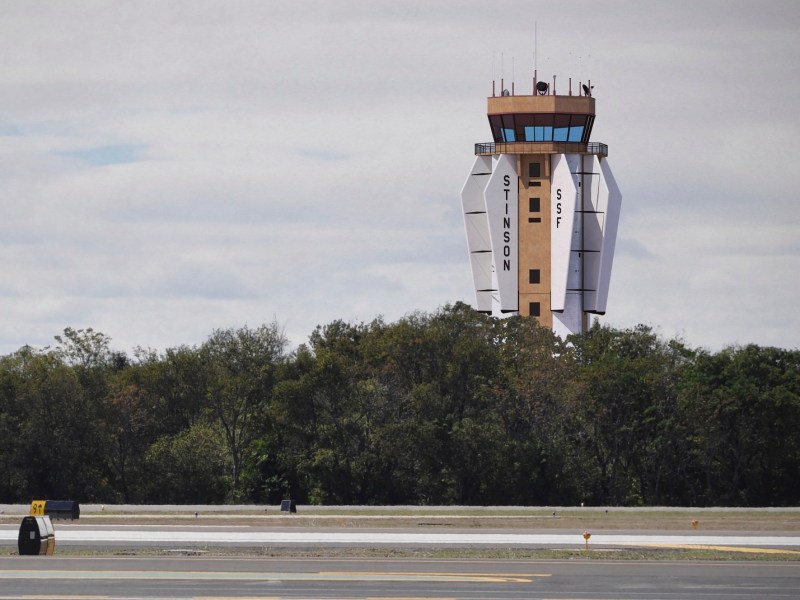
[
  {"x1": 484, "y1": 154, "x2": 518, "y2": 312},
  {"x1": 553, "y1": 293, "x2": 584, "y2": 339},
  {"x1": 581, "y1": 155, "x2": 603, "y2": 312},
  {"x1": 460, "y1": 155, "x2": 493, "y2": 312},
  {"x1": 593, "y1": 157, "x2": 622, "y2": 314},
  {"x1": 550, "y1": 154, "x2": 579, "y2": 312}
]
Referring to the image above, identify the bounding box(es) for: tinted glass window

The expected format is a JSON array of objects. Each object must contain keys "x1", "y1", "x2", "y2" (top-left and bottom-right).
[
  {"x1": 501, "y1": 115, "x2": 516, "y2": 142},
  {"x1": 535, "y1": 114, "x2": 554, "y2": 141},
  {"x1": 488, "y1": 115, "x2": 503, "y2": 142},
  {"x1": 554, "y1": 114, "x2": 570, "y2": 142},
  {"x1": 583, "y1": 115, "x2": 595, "y2": 142},
  {"x1": 568, "y1": 125, "x2": 584, "y2": 142},
  {"x1": 515, "y1": 114, "x2": 535, "y2": 141},
  {"x1": 524, "y1": 126, "x2": 535, "y2": 141},
  {"x1": 567, "y1": 115, "x2": 586, "y2": 142},
  {"x1": 488, "y1": 112, "x2": 594, "y2": 143}
]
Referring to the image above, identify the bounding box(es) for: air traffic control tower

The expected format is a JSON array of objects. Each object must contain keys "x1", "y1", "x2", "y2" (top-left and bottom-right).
[{"x1": 460, "y1": 74, "x2": 622, "y2": 338}]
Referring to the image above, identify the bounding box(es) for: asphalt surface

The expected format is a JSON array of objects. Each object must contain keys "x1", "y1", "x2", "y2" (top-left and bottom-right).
[{"x1": 0, "y1": 556, "x2": 799, "y2": 599}]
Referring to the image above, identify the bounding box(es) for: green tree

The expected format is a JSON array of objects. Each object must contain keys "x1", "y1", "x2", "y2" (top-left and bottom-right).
[
  {"x1": 362, "y1": 304, "x2": 504, "y2": 504},
  {"x1": 102, "y1": 381, "x2": 153, "y2": 502},
  {"x1": 202, "y1": 323, "x2": 288, "y2": 500},
  {"x1": 3, "y1": 346, "x2": 113, "y2": 500},
  {"x1": 565, "y1": 323, "x2": 692, "y2": 505},
  {"x1": 491, "y1": 316, "x2": 579, "y2": 504},
  {"x1": 145, "y1": 422, "x2": 231, "y2": 503},
  {"x1": 680, "y1": 345, "x2": 800, "y2": 506},
  {"x1": 54, "y1": 327, "x2": 112, "y2": 368},
  {"x1": 280, "y1": 320, "x2": 374, "y2": 504}
]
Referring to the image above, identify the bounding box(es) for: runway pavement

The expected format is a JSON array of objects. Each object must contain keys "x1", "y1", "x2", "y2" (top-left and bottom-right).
[{"x1": 0, "y1": 556, "x2": 798, "y2": 599}]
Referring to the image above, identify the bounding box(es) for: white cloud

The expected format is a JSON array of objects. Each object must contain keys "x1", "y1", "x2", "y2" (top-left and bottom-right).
[{"x1": 1, "y1": 0, "x2": 799, "y2": 354}]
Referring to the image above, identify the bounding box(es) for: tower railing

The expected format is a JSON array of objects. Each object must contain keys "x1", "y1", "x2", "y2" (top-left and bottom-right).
[{"x1": 475, "y1": 141, "x2": 608, "y2": 157}]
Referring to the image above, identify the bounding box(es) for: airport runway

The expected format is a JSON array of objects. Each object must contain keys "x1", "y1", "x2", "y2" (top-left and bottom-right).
[{"x1": 0, "y1": 556, "x2": 798, "y2": 599}]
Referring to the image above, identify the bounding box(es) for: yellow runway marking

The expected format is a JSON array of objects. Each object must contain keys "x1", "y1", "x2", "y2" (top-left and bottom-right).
[
  {"x1": 636, "y1": 543, "x2": 800, "y2": 555},
  {"x1": 13, "y1": 597, "x2": 462, "y2": 600},
  {"x1": 321, "y1": 571, "x2": 549, "y2": 583},
  {"x1": 0, "y1": 569, "x2": 547, "y2": 583}
]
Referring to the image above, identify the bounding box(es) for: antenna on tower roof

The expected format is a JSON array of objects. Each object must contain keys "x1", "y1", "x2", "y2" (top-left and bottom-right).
[
  {"x1": 492, "y1": 51, "x2": 496, "y2": 96},
  {"x1": 511, "y1": 56, "x2": 515, "y2": 95}
]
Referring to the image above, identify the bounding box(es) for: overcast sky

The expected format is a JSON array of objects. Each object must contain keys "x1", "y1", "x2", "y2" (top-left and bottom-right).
[{"x1": 1, "y1": 0, "x2": 798, "y2": 356}]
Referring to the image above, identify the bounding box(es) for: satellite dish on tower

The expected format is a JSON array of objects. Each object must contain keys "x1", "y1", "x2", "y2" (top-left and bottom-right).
[
  {"x1": 536, "y1": 81, "x2": 549, "y2": 95},
  {"x1": 582, "y1": 84, "x2": 593, "y2": 97},
  {"x1": 502, "y1": 89, "x2": 511, "y2": 97}
]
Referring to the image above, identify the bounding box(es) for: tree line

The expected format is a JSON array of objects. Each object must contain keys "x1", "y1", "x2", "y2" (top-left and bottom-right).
[{"x1": 1, "y1": 302, "x2": 798, "y2": 506}]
